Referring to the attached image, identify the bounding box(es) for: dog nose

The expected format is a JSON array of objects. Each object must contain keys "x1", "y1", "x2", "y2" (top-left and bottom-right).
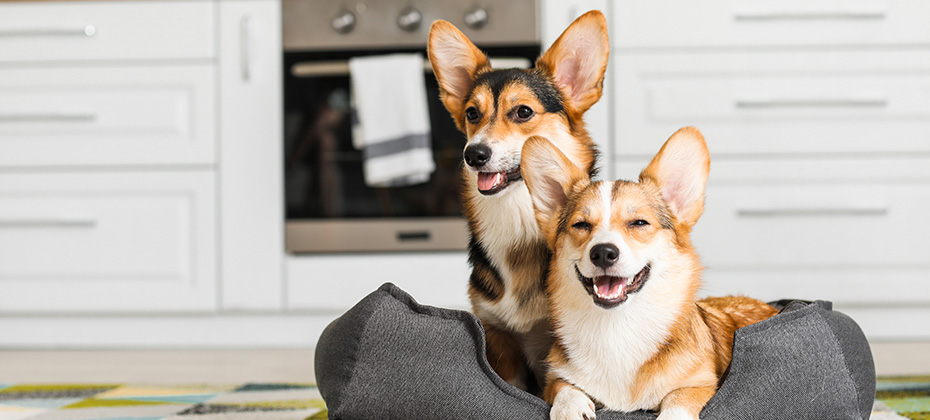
[
  {"x1": 590, "y1": 243, "x2": 619, "y2": 269},
  {"x1": 463, "y1": 143, "x2": 491, "y2": 168}
]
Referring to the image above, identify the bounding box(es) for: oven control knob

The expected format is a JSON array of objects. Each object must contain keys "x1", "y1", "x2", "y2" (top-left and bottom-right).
[
  {"x1": 331, "y1": 10, "x2": 357, "y2": 34},
  {"x1": 464, "y1": 7, "x2": 489, "y2": 29},
  {"x1": 397, "y1": 7, "x2": 422, "y2": 32}
]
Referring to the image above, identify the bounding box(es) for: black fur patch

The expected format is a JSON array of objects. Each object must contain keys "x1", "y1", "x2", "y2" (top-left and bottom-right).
[
  {"x1": 467, "y1": 236, "x2": 505, "y2": 301},
  {"x1": 472, "y1": 69, "x2": 564, "y2": 115}
]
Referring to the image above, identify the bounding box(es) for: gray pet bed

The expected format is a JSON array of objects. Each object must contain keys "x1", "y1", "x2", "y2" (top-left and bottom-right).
[{"x1": 315, "y1": 283, "x2": 875, "y2": 419}]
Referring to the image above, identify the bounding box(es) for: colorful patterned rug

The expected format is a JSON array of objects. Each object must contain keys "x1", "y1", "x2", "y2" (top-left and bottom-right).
[
  {"x1": 874, "y1": 376, "x2": 930, "y2": 420},
  {"x1": 0, "y1": 383, "x2": 326, "y2": 420},
  {"x1": 0, "y1": 377, "x2": 927, "y2": 419}
]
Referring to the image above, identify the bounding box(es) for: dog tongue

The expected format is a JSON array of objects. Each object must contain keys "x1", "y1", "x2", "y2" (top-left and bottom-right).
[
  {"x1": 595, "y1": 276, "x2": 624, "y2": 298},
  {"x1": 477, "y1": 172, "x2": 504, "y2": 191}
]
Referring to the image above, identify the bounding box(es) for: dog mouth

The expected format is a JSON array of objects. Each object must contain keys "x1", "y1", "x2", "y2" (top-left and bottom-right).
[
  {"x1": 476, "y1": 166, "x2": 522, "y2": 196},
  {"x1": 575, "y1": 264, "x2": 651, "y2": 309}
]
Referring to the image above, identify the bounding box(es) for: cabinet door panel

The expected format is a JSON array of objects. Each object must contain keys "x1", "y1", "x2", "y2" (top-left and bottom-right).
[
  {"x1": 613, "y1": 0, "x2": 930, "y2": 48},
  {"x1": 0, "y1": 0, "x2": 214, "y2": 62},
  {"x1": 218, "y1": 0, "x2": 285, "y2": 311},
  {"x1": 614, "y1": 51, "x2": 930, "y2": 158},
  {"x1": 0, "y1": 172, "x2": 216, "y2": 313},
  {"x1": 0, "y1": 66, "x2": 215, "y2": 167}
]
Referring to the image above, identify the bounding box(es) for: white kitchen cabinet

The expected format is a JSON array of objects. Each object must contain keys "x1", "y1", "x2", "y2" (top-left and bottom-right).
[
  {"x1": 0, "y1": 0, "x2": 215, "y2": 63},
  {"x1": 218, "y1": 0, "x2": 285, "y2": 311},
  {"x1": 0, "y1": 0, "x2": 285, "y2": 317},
  {"x1": 611, "y1": 0, "x2": 930, "y2": 339},
  {"x1": 0, "y1": 171, "x2": 217, "y2": 313},
  {"x1": 612, "y1": 0, "x2": 930, "y2": 49},
  {"x1": 0, "y1": 65, "x2": 216, "y2": 167},
  {"x1": 286, "y1": 252, "x2": 471, "y2": 312},
  {"x1": 613, "y1": 50, "x2": 930, "y2": 159}
]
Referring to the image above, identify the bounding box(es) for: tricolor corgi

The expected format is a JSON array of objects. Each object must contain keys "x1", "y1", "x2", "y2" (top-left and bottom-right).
[
  {"x1": 521, "y1": 128, "x2": 779, "y2": 420},
  {"x1": 427, "y1": 11, "x2": 609, "y2": 390}
]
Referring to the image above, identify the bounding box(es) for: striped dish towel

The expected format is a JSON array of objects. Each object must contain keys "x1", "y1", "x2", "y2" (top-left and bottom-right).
[{"x1": 349, "y1": 53, "x2": 435, "y2": 187}]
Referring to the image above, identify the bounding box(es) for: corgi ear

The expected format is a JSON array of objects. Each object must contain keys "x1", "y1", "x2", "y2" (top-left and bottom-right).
[
  {"x1": 522, "y1": 136, "x2": 589, "y2": 245},
  {"x1": 428, "y1": 20, "x2": 491, "y2": 122},
  {"x1": 536, "y1": 10, "x2": 609, "y2": 113},
  {"x1": 639, "y1": 127, "x2": 710, "y2": 229}
]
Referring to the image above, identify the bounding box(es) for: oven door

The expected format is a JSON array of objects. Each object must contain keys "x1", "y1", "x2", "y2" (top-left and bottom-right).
[{"x1": 283, "y1": 50, "x2": 535, "y2": 253}]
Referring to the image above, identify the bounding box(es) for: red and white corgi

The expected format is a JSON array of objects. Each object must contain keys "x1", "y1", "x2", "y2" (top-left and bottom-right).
[
  {"x1": 427, "y1": 11, "x2": 609, "y2": 390},
  {"x1": 521, "y1": 128, "x2": 779, "y2": 420}
]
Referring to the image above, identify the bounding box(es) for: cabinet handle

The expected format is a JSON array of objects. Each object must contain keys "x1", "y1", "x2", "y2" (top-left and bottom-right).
[
  {"x1": 0, "y1": 217, "x2": 98, "y2": 228},
  {"x1": 0, "y1": 113, "x2": 97, "y2": 123},
  {"x1": 0, "y1": 25, "x2": 96, "y2": 38},
  {"x1": 240, "y1": 16, "x2": 252, "y2": 82},
  {"x1": 735, "y1": 98, "x2": 887, "y2": 109},
  {"x1": 733, "y1": 4, "x2": 886, "y2": 21},
  {"x1": 736, "y1": 207, "x2": 889, "y2": 218}
]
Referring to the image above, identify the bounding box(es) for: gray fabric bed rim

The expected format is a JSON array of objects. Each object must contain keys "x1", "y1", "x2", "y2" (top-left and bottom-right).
[{"x1": 315, "y1": 283, "x2": 875, "y2": 420}]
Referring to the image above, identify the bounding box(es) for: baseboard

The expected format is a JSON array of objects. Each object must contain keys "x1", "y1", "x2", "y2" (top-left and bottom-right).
[{"x1": 0, "y1": 313, "x2": 340, "y2": 349}]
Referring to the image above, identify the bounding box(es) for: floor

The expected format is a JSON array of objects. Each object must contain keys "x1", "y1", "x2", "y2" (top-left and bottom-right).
[
  {"x1": 0, "y1": 350, "x2": 316, "y2": 384},
  {"x1": 0, "y1": 342, "x2": 928, "y2": 383}
]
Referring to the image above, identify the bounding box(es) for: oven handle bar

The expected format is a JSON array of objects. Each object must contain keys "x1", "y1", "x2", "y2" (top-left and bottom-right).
[{"x1": 290, "y1": 57, "x2": 532, "y2": 78}]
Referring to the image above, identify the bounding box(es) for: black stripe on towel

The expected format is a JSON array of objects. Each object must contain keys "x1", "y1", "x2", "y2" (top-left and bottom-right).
[{"x1": 363, "y1": 134, "x2": 431, "y2": 159}]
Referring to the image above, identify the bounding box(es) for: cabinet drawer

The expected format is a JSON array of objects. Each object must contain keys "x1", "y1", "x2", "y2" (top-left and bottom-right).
[
  {"x1": 614, "y1": 51, "x2": 930, "y2": 157},
  {"x1": 0, "y1": 1, "x2": 214, "y2": 63},
  {"x1": 0, "y1": 66, "x2": 215, "y2": 167},
  {"x1": 613, "y1": 0, "x2": 930, "y2": 48},
  {"x1": 693, "y1": 182, "x2": 930, "y2": 305},
  {"x1": 0, "y1": 172, "x2": 216, "y2": 313},
  {"x1": 287, "y1": 253, "x2": 471, "y2": 312},
  {"x1": 693, "y1": 183, "x2": 929, "y2": 268}
]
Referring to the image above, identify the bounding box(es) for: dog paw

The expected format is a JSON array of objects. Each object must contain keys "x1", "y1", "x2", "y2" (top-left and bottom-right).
[
  {"x1": 550, "y1": 388, "x2": 596, "y2": 420},
  {"x1": 656, "y1": 407, "x2": 698, "y2": 420}
]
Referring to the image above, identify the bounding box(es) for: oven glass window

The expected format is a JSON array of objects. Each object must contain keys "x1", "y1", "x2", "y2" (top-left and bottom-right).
[
  {"x1": 283, "y1": 47, "x2": 539, "y2": 221},
  {"x1": 285, "y1": 68, "x2": 464, "y2": 219}
]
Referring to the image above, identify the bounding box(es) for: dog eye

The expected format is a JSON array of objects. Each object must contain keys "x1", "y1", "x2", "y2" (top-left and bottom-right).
[
  {"x1": 465, "y1": 107, "x2": 480, "y2": 123},
  {"x1": 514, "y1": 105, "x2": 534, "y2": 121},
  {"x1": 630, "y1": 219, "x2": 649, "y2": 227},
  {"x1": 571, "y1": 221, "x2": 592, "y2": 230}
]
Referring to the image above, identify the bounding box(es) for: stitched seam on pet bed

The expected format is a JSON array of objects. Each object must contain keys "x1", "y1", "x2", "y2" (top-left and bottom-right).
[
  {"x1": 703, "y1": 302, "x2": 821, "y2": 414},
  {"x1": 323, "y1": 290, "x2": 384, "y2": 419},
  {"x1": 817, "y1": 311, "x2": 864, "y2": 420}
]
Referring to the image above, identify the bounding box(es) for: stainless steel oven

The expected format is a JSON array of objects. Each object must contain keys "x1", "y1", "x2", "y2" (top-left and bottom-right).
[{"x1": 282, "y1": 0, "x2": 540, "y2": 253}]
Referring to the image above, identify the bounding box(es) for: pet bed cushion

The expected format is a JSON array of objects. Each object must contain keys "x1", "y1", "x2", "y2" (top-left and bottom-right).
[{"x1": 315, "y1": 283, "x2": 875, "y2": 420}]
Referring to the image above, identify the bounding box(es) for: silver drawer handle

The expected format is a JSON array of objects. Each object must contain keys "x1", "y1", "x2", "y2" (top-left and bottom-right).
[
  {"x1": 0, "y1": 113, "x2": 97, "y2": 123},
  {"x1": 737, "y1": 207, "x2": 889, "y2": 218},
  {"x1": 733, "y1": 4, "x2": 886, "y2": 21},
  {"x1": 734, "y1": 11, "x2": 886, "y2": 20},
  {"x1": 0, "y1": 25, "x2": 96, "y2": 38},
  {"x1": 0, "y1": 218, "x2": 98, "y2": 228},
  {"x1": 735, "y1": 98, "x2": 888, "y2": 109},
  {"x1": 240, "y1": 16, "x2": 252, "y2": 82}
]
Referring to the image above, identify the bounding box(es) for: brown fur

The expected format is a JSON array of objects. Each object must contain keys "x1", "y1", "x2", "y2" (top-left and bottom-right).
[
  {"x1": 428, "y1": 11, "x2": 609, "y2": 390},
  {"x1": 484, "y1": 325, "x2": 526, "y2": 382},
  {"x1": 522, "y1": 129, "x2": 779, "y2": 418}
]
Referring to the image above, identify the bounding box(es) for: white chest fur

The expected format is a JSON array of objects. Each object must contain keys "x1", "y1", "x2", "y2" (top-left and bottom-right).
[
  {"x1": 551, "y1": 281, "x2": 684, "y2": 411},
  {"x1": 470, "y1": 183, "x2": 547, "y2": 333}
]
